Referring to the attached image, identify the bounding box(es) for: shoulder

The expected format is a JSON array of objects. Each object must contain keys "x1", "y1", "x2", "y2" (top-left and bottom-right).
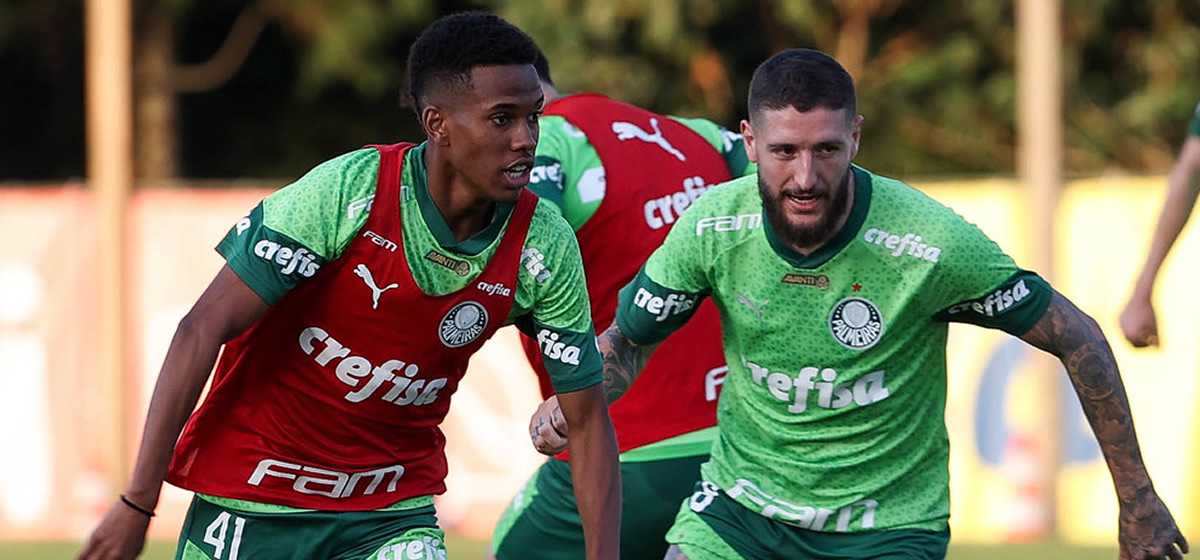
[
  {"x1": 259, "y1": 148, "x2": 380, "y2": 245},
  {"x1": 538, "y1": 115, "x2": 587, "y2": 144},
  {"x1": 686, "y1": 174, "x2": 760, "y2": 220},
  {"x1": 669, "y1": 116, "x2": 736, "y2": 150},
  {"x1": 860, "y1": 167, "x2": 1004, "y2": 263},
  {"x1": 524, "y1": 197, "x2": 582, "y2": 252},
  {"x1": 665, "y1": 175, "x2": 762, "y2": 255},
  {"x1": 264, "y1": 148, "x2": 380, "y2": 214}
]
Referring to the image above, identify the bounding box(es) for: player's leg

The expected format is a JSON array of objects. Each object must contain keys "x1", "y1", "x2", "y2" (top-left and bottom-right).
[
  {"x1": 492, "y1": 454, "x2": 709, "y2": 560},
  {"x1": 662, "y1": 485, "x2": 747, "y2": 560},
  {"x1": 490, "y1": 459, "x2": 585, "y2": 560},
  {"x1": 332, "y1": 497, "x2": 446, "y2": 560},
  {"x1": 618, "y1": 453, "x2": 708, "y2": 559}
]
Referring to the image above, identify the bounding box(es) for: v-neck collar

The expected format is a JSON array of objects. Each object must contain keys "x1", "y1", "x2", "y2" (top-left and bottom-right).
[{"x1": 408, "y1": 142, "x2": 516, "y2": 256}]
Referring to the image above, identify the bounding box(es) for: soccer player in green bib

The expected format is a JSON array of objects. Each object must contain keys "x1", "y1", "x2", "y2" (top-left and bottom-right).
[
  {"x1": 76, "y1": 13, "x2": 619, "y2": 560},
  {"x1": 534, "y1": 49, "x2": 1188, "y2": 559}
]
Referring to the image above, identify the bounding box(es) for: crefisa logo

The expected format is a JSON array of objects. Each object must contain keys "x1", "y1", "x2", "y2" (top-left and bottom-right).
[
  {"x1": 438, "y1": 301, "x2": 488, "y2": 348},
  {"x1": 828, "y1": 297, "x2": 885, "y2": 350}
]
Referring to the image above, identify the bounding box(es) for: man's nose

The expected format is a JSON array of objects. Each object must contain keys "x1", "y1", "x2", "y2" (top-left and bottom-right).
[
  {"x1": 791, "y1": 152, "x2": 818, "y2": 190},
  {"x1": 513, "y1": 120, "x2": 537, "y2": 151}
]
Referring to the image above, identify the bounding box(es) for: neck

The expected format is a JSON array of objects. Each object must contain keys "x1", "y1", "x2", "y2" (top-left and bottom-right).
[{"x1": 424, "y1": 144, "x2": 496, "y2": 242}]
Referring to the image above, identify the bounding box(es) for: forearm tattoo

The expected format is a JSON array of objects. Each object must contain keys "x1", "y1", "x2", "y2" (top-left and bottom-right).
[
  {"x1": 598, "y1": 325, "x2": 654, "y2": 404},
  {"x1": 1019, "y1": 292, "x2": 1151, "y2": 502}
]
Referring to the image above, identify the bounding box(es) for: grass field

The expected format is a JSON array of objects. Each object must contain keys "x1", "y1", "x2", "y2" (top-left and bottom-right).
[{"x1": 0, "y1": 537, "x2": 1121, "y2": 559}]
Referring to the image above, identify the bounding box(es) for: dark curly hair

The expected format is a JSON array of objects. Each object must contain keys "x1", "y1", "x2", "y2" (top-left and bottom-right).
[
  {"x1": 748, "y1": 49, "x2": 857, "y2": 123},
  {"x1": 404, "y1": 12, "x2": 540, "y2": 111}
]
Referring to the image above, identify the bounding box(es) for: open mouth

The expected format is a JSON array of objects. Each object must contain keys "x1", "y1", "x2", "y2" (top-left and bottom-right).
[
  {"x1": 784, "y1": 191, "x2": 822, "y2": 211},
  {"x1": 502, "y1": 160, "x2": 532, "y2": 184}
]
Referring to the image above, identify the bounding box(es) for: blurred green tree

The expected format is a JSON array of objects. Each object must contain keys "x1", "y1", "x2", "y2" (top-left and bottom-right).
[{"x1": 3, "y1": 0, "x2": 1199, "y2": 180}]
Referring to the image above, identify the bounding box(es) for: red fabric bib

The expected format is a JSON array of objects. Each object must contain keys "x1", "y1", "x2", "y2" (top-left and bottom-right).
[
  {"x1": 525, "y1": 95, "x2": 730, "y2": 455},
  {"x1": 168, "y1": 143, "x2": 538, "y2": 510}
]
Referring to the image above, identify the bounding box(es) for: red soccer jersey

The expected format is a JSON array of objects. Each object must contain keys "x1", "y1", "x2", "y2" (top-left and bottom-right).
[
  {"x1": 523, "y1": 94, "x2": 730, "y2": 455},
  {"x1": 168, "y1": 143, "x2": 538, "y2": 510}
]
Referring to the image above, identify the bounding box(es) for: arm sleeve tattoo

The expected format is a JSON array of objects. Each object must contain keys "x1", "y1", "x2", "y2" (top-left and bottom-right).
[{"x1": 598, "y1": 324, "x2": 658, "y2": 404}]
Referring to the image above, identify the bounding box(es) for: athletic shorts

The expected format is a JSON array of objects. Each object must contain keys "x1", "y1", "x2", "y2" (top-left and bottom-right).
[
  {"x1": 175, "y1": 494, "x2": 446, "y2": 560},
  {"x1": 667, "y1": 483, "x2": 950, "y2": 560},
  {"x1": 491, "y1": 454, "x2": 708, "y2": 560}
]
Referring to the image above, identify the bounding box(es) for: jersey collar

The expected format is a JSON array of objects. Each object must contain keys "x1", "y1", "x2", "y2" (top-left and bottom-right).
[
  {"x1": 762, "y1": 165, "x2": 872, "y2": 269},
  {"x1": 407, "y1": 142, "x2": 517, "y2": 256}
]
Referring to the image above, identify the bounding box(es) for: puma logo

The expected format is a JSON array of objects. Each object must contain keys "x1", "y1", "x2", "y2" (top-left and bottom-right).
[
  {"x1": 611, "y1": 118, "x2": 686, "y2": 162},
  {"x1": 354, "y1": 263, "x2": 399, "y2": 310},
  {"x1": 737, "y1": 293, "x2": 768, "y2": 326}
]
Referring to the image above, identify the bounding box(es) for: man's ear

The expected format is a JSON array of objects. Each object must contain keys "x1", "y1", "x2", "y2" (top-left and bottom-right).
[
  {"x1": 740, "y1": 119, "x2": 758, "y2": 164},
  {"x1": 849, "y1": 114, "x2": 864, "y2": 160},
  {"x1": 422, "y1": 105, "x2": 450, "y2": 147}
]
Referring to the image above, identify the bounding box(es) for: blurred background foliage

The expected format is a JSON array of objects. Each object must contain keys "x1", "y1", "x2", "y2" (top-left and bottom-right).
[{"x1": 2, "y1": 0, "x2": 1199, "y2": 182}]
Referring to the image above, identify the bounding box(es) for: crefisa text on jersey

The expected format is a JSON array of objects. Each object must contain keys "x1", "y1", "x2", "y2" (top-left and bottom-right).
[{"x1": 862, "y1": 228, "x2": 941, "y2": 263}]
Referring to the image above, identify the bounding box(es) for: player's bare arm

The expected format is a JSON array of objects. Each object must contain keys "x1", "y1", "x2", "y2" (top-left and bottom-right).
[
  {"x1": 1019, "y1": 290, "x2": 1188, "y2": 560},
  {"x1": 1121, "y1": 135, "x2": 1200, "y2": 347},
  {"x1": 557, "y1": 384, "x2": 621, "y2": 560},
  {"x1": 77, "y1": 265, "x2": 269, "y2": 560},
  {"x1": 598, "y1": 323, "x2": 658, "y2": 404},
  {"x1": 528, "y1": 324, "x2": 658, "y2": 455}
]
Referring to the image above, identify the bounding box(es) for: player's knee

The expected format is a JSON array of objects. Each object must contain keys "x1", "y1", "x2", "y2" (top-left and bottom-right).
[{"x1": 664, "y1": 545, "x2": 692, "y2": 560}]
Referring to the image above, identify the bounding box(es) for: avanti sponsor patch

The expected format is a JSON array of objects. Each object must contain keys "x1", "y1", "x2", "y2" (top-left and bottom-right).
[
  {"x1": 424, "y1": 250, "x2": 471, "y2": 277},
  {"x1": 780, "y1": 273, "x2": 830, "y2": 289}
]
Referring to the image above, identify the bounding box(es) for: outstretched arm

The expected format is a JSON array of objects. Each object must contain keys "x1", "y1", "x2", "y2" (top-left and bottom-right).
[
  {"x1": 1020, "y1": 291, "x2": 1187, "y2": 559},
  {"x1": 1121, "y1": 135, "x2": 1200, "y2": 347},
  {"x1": 77, "y1": 265, "x2": 269, "y2": 560}
]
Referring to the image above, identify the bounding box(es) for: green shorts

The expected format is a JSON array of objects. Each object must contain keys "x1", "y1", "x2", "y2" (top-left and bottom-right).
[
  {"x1": 490, "y1": 454, "x2": 709, "y2": 560},
  {"x1": 175, "y1": 494, "x2": 447, "y2": 560},
  {"x1": 667, "y1": 482, "x2": 950, "y2": 560}
]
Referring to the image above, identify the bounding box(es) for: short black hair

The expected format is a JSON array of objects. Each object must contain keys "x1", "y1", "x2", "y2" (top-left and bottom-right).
[
  {"x1": 533, "y1": 50, "x2": 553, "y2": 86},
  {"x1": 748, "y1": 49, "x2": 856, "y2": 122},
  {"x1": 404, "y1": 12, "x2": 540, "y2": 111}
]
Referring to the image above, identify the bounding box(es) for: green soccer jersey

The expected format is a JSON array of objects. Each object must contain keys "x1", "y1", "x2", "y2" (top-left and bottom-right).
[
  {"x1": 218, "y1": 143, "x2": 602, "y2": 394},
  {"x1": 527, "y1": 111, "x2": 755, "y2": 229},
  {"x1": 615, "y1": 168, "x2": 1052, "y2": 532}
]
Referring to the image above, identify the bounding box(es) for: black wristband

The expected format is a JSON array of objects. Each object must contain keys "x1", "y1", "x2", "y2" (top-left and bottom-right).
[{"x1": 120, "y1": 494, "x2": 156, "y2": 517}]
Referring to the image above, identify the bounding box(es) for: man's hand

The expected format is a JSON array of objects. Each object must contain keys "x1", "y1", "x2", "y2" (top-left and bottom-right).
[
  {"x1": 75, "y1": 499, "x2": 153, "y2": 560},
  {"x1": 1118, "y1": 489, "x2": 1188, "y2": 560},
  {"x1": 1120, "y1": 296, "x2": 1160, "y2": 348},
  {"x1": 529, "y1": 394, "x2": 570, "y2": 455}
]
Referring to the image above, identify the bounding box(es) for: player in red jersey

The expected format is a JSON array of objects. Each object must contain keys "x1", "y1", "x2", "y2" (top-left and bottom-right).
[
  {"x1": 490, "y1": 52, "x2": 754, "y2": 560},
  {"x1": 77, "y1": 13, "x2": 618, "y2": 560}
]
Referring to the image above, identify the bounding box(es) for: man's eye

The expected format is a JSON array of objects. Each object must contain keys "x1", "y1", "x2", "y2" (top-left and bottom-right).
[{"x1": 491, "y1": 115, "x2": 511, "y2": 126}]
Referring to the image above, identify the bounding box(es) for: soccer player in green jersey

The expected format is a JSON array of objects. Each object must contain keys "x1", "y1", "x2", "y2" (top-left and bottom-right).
[
  {"x1": 532, "y1": 49, "x2": 1188, "y2": 559},
  {"x1": 77, "y1": 13, "x2": 619, "y2": 560},
  {"x1": 1121, "y1": 100, "x2": 1200, "y2": 348}
]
